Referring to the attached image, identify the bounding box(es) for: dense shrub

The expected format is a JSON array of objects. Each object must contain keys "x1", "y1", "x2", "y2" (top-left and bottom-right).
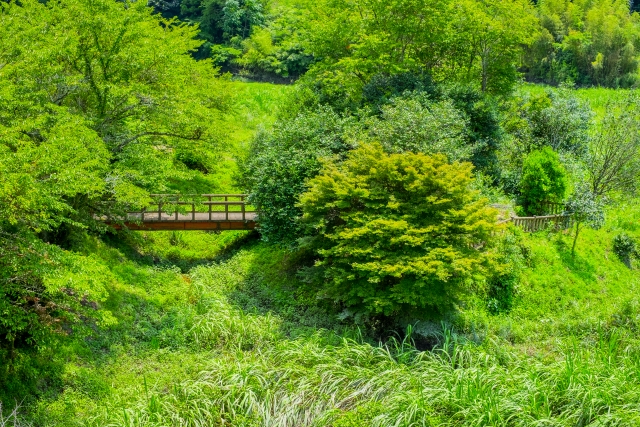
[
  {"x1": 358, "y1": 95, "x2": 475, "y2": 162},
  {"x1": 613, "y1": 233, "x2": 638, "y2": 267},
  {"x1": 242, "y1": 107, "x2": 355, "y2": 243},
  {"x1": 519, "y1": 147, "x2": 567, "y2": 215},
  {"x1": 361, "y1": 72, "x2": 440, "y2": 110},
  {"x1": 180, "y1": 0, "x2": 266, "y2": 44},
  {"x1": 500, "y1": 89, "x2": 592, "y2": 194},
  {"x1": 299, "y1": 143, "x2": 500, "y2": 319},
  {"x1": 513, "y1": 90, "x2": 592, "y2": 154},
  {"x1": 445, "y1": 86, "x2": 504, "y2": 179}
]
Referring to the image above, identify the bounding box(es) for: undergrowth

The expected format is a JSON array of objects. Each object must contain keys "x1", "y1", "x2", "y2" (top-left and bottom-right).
[
  {"x1": 0, "y1": 198, "x2": 634, "y2": 426},
  {"x1": 3, "y1": 84, "x2": 640, "y2": 426}
]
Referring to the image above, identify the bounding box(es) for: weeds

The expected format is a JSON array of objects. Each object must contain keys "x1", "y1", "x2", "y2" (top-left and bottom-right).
[{"x1": 0, "y1": 403, "x2": 29, "y2": 427}]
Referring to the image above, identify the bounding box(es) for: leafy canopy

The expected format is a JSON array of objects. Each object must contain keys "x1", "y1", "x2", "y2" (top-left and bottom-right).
[
  {"x1": 242, "y1": 107, "x2": 355, "y2": 243},
  {"x1": 526, "y1": 0, "x2": 640, "y2": 87},
  {"x1": 0, "y1": 0, "x2": 230, "y2": 360},
  {"x1": 299, "y1": 143, "x2": 500, "y2": 318},
  {"x1": 300, "y1": 0, "x2": 537, "y2": 105}
]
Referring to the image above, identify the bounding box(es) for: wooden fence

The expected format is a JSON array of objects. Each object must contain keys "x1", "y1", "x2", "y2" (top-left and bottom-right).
[
  {"x1": 540, "y1": 201, "x2": 566, "y2": 215},
  {"x1": 511, "y1": 214, "x2": 573, "y2": 232}
]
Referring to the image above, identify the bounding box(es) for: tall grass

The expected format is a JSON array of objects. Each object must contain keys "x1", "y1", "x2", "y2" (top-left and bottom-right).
[{"x1": 92, "y1": 326, "x2": 640, "y2": 426}]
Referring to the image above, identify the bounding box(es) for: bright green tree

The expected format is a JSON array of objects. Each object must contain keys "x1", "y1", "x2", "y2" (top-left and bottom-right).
[
  {"x1": 0, "y1": 0, "x2": 230, "y2": 362},
  {"x1": 299, "y1": 143, "x2": 500, "y2": 319},
  {"x1": 300, "y1": 0, "x2": 537, "y2": 106},
  {"x1": 519, "y1": 147, "x2": 567, "y2": 215}
]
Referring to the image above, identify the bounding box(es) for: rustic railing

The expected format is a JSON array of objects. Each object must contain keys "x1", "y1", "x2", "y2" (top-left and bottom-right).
[
  {"x1": 540, "y1": 201, "x2": 566, "y2": 215},
  {"x1": 133, "y1": 194, "x2": 255, "y2": 222},
  {"x1": 511, "y1": 214, "x2": 573, "y2": 232},
  {"x1": 105, "y1": 194, "x2": 257, "y2": 229}
]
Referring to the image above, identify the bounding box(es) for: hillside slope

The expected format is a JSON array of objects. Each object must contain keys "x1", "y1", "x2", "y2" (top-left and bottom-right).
[{"x1": 8, "y1": 197, "x2": 637, "y2": 426}]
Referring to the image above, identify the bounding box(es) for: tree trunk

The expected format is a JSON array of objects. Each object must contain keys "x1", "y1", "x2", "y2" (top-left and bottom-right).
[{"x1": 572, "y1": 221, "x2": 582, "y2": 256}]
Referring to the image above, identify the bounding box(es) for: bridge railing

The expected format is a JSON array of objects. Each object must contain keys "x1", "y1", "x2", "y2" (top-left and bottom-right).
[{"x1": 125, "y1": 194, "x2": 256, "y2": 222}]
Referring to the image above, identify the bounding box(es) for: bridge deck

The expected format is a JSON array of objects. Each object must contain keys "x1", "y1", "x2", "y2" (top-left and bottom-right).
[{"x1": 107, "y1": 194, "x2": 257, "y2": 231}]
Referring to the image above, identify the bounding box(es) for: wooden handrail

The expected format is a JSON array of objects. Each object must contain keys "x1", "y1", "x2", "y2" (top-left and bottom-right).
[{"x1": 511, "y1": 214, "x2": 571, "y2": 220}]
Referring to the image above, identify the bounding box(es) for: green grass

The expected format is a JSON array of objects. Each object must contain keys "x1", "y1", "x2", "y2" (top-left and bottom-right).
[
  {"x1": 164, "y1": 81, "x2": 293, "y2": 195},
  {"x1": 226, "y1": 81, "x2": 293, "y2": 146},
  {"x1": 6, "y1": 200, "x2": 637, "y2": 426},
  {"x1": 518, "y1": 83, "x2": 632, "y2": 118},
  {"x1": 5, "y1": 81, "x2": 640, "y2": 426}
]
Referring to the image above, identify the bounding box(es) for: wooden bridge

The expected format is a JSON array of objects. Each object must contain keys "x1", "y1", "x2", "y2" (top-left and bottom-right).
[
  {"x1": 109, "y1": 194, "x2": 256, "y2": 231},
  {"x1": 108, "y1": 195, "x2": 572, "y2": 233}
]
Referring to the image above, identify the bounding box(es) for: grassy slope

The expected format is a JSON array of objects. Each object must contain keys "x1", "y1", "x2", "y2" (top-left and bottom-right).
[
  {"x1": 520, "y1": 83, "x2": 631, "y2": 118},
  {"x1": 10, "y1": 84, "x2": 640, "y2": 426}
]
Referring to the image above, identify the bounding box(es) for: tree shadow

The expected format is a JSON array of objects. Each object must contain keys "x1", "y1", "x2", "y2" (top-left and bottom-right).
[
  {"x1": 223, "y1": 241, "x2": 364, "y2": 342},
  {"x1": 223, "y1": 241, "x2": 450, "y2": 347},
  {"x1": 553, "y1": 237, "x2": 598, "y2": 284},
  {"x1": 100, "y1": 229, "x2": 260, "y2": 272}
]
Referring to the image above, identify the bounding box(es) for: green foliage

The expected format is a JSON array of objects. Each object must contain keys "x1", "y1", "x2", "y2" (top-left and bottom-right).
[
  {"x1": 244, "y1": 83, "x2": 506, "y2": 245},
  {"x1": 358, "y1": 95, "x2": 475, "y2": 162},
  {"x1": 302, "y1": 0, "x2": 537, "y2": 105},
  {"x1": 519, "y1": 147, "x2": 568, "y2": 215},
  {"x1": 500, "y1": 88, "x2": 592, "y2": 194},
  {"x1": 0, "y1": 0, "x2": 231, "y2": 214},
  {"x1": 0, "y1": 0, "x2": 231, "y2": 365},
  {"x1": 510, "y1": 89, "x2": 592, "y2": 154},
  {"x1": 525, "y1": 0, "x2": 640, "y2": 87},
  {"x1": 6, "y1": 0, "x2": 640, "y2": 422},
  {"x1": 299, "y1": 143, "x2": 500, "y2": 318},
  {"x1": 613, "y1": 233, "x2": 638, "y2": 267},
  {"x1": 486, "y1": 231, "x2": 526, "y2": 314},
  {"x1": 180, "y1": 0, "x2": 266, "y2": 44},
  {"x1": 361, "y1": 72, "x2": 440, "y2": 110},
  {"x1": 242, "y1": 107, "x2": 355, "y2": 243},
  {"x1": 0, "y1": 232, "x2": 65, "y2": 360},
  {"x1": 445, "y1": 86, "x2": 504, "y2": 178},
  {"x1": 587, "y1": 94, "x2": 640, "y2": 197},
  {"x1": 232, "y1": 13, "x2": 314, "y2": 79},
  {"x1": 3, "y1": 195, "x2": 640, "y2": 426},
  {"x1": 566, "y1": 182, "x2": 606, "y2": 255}
]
